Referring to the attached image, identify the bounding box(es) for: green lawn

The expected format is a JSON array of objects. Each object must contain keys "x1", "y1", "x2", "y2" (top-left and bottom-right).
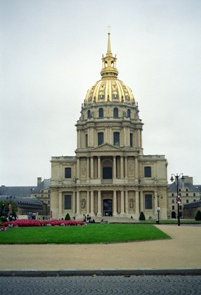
[{"x1": 0, "y1": 224, "x2": 170, "y2": 244}]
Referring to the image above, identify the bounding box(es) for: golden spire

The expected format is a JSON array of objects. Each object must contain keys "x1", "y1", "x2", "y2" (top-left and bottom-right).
[
  {"x1": 100, "y1": 31, "x2": 118, "y2": 79},
  {"x1": 107, "y1": 27, "x2": 112, "y2": 55}
]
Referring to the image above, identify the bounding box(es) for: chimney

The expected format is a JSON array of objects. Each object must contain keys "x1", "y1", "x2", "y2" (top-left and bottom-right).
[{"x1": 37, "y1": 177, "x2": 42, "y2": 186}]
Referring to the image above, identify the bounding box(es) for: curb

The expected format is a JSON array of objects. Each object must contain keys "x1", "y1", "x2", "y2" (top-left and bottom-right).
[{"x1": 1, "y1": 269, "x2": 201, "y2": 277}]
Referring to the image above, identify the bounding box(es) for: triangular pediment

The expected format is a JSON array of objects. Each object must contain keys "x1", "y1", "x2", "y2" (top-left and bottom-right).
[{"x1": 92, "y1": 143, "x2": 120, "y2": 152}]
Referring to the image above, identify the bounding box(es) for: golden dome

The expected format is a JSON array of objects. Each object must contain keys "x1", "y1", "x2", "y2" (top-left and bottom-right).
[{"x1": 84, "y1": 33, "x2": 135, "y2": 105}]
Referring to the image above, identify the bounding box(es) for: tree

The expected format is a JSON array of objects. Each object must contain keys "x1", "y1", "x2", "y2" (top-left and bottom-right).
[
  {"x1": 65, "y1": 213, "x2": 71, "y2": 220},
  {"x1": 0, "y1": 201, "x2": 18, "y2": 220},
  {"x1": 139, "y1": 211, "x2": 145, "y2": 221},
  {"x1": 195, "y1": 210, "x2": 201, "y2": 221}
]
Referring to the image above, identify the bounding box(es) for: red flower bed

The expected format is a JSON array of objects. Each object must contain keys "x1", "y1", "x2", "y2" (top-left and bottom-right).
[{"x1": 3, "y1": 219, "x2": 85, "y2": 227}]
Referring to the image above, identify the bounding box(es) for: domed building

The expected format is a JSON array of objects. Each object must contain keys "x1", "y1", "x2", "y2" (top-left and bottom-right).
[{"x1": 50, "y1": 33, "x2": 168, "y2": 220}]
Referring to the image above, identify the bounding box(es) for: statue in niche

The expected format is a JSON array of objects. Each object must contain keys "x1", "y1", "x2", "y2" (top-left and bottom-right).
[
  {"x1": 129, "y1": 199, "x2": 134, "y2": 209},
  {"x1": 81, "y1": 162, "x2": 87, "y2": 177},
  {"x1": 128, "y1": 159, "x2": 134, "y2": 176},
  {"x1": 80, "y1": 198, "x2": 86, "y2": 209}
]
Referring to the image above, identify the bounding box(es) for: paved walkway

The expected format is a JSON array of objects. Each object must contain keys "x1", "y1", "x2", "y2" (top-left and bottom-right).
[{"x1": 0, "y1": 225, "x2": 201, "y2": 270}]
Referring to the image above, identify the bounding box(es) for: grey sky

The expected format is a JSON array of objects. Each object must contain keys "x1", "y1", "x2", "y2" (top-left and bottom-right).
[{"x1": 0, "y1": 0, "x2": 201, "y2": 186}]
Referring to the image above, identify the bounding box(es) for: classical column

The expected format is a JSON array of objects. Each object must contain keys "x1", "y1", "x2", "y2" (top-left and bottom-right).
[
  {"x1": 123, "y1": 127, "x2": 126, "y2": 146},
  {"x1": 87, "y1": 157, "x2": 89, "y2": 180},
  {"x1": 154, "y1": 191, "x2": 158, "y2": 214},
  {"x1": 113, "y1": 190, "x2": 117, "y2": 216},
  {"x1": 98, "y1": 156, "x2": 101, "y2": 179},
  {"x1": 77, "y1": 157, "x2": 80, "y2": 179},
  {"x1": 77, "y1": 130, "x2": 81, "y2": 148},
  {"x1": 137, "y1": 130, "x2": 140, "y2": 148},
  {"x1": 125, "y1": 190, "x2": 129, "y2": 215},
  {"x1": 125, "y1": 157, "x2": 128, "y2": 179},
  {"x1": 120, "y1": 190, "x2": 124, "y2": 216},
  {"x1": 140, "y1": 191, "x2": 144, "y2": 213},
  {"x1": 90, "y1": 190, "x2": 94, "y2": 216},
  {"x1": 135, "y1": 190, "x2": 140, "y2": 217},
  {"x1": 120, "y1": 156, "x2": 124, "y2": 179},
  {"x1": 87, "y1": 190, "x2": 90, "y2": 214},
  {"x1": 97, "y1": 190, "x2": 102, "y2": 217},
  {"x1": 113, "y1": 156, "x2": 116, "y2": 179},
  {"x1": 76, "y1": 191, "x2": 80, "y2": 215},
  {"x1": 59, "y1": 192, "x2": 62, "y2": 218},
  {"x1": 135, "y1": 157, "x2": 138, "y2": 179},
  {"x1": 90, "y1": 157, "x2": 94, "y2": 179},
  {"x1": 72, "y1": 191, "x2": 76, "y2": 214}
]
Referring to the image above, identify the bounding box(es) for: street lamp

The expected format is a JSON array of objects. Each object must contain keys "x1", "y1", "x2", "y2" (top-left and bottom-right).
[
  {"x1": 155, "y1": 195, "x2": 162, "y2": 224},
  {"x1": 156, "y1": 195, "x2": 160, "y2": 224},
  {"x1": 170, "y1": 173, "x2": 184, "y2": 226}
]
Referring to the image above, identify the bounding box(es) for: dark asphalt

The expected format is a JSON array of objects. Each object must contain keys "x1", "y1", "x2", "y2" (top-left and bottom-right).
[{"x1": 1, "y1": 275, "x2": 201, "y2": 295}]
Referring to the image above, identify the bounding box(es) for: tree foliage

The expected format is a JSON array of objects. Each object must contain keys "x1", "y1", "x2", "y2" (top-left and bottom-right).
[
  {"x1": 195, "y1": 210, "x2": 201, "y2": 221},
  {"x1": 0, "y1": 201, "x2": 18, "y2": 220},
  {"x1": 139, "y1": 211, "x2": 146, "y2": 221},
  {"x1": 65, "y1": 213, "x2": 71, "y2": 220}
]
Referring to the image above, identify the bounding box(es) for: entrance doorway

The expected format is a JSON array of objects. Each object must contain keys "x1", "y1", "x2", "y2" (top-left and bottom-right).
[
  {"x1": 171, "y1": 211, "x2": 176, "y2": 218},
  {"x1": 103, "y1": 199, "x2": 113, "y2": 216}
]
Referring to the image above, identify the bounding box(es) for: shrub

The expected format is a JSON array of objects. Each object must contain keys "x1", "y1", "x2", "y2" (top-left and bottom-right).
[
  {"x1": 139, "y1": 212, "x2": 145, "y2": 221},
  {"x1": 195, "y1": 210, "x2": 201, "y2": 221},
  {"x1": 65, "y1": 213, "x2": 71, "y2": 220},
  {"x1": 0, "y1": 201, "x2": 18, "y2": 219}
]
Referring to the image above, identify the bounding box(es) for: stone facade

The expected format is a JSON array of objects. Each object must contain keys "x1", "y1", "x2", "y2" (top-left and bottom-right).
[
  {"x1": 50, "y1": 33, "x2": 168, "y2": 220},
  {"x1": 168, "y1": 176, "x2": 201, "y2": 219}
]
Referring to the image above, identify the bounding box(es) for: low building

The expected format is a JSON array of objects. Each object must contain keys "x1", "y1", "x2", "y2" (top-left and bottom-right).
[
  {"x1": 183, "y1": 200, "x2": 201, "y2": 219},
  {"x1": 30, "y1": 177, "x2": 51, "y2": 216},
  {"x1": 0, "y1": 177, "x2": 50, "y2": 218},
  {"x1": 168, "y1": 176, "x2": 201, "y2": 219}
]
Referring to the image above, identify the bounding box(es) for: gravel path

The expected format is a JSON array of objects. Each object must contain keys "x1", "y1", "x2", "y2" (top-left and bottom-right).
[{"x1": 0, "y1": 225, "x2": 200, "y2": 270}]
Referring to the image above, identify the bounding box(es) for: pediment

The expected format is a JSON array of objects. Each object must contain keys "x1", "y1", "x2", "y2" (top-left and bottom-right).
[{"x1": 92, "y1": 143, "x2": 120, "y2": 152}]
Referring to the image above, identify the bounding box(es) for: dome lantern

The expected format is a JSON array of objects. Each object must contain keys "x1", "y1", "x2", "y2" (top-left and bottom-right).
[{"x1": 100, "y1": 32, "x2": 118, "y2": 79}]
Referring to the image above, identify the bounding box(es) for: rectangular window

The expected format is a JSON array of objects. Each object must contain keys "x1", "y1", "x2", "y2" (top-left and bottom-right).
[
  {"x1": 65, "y1": 167, "x2": 71, "y2": 178},
  {"x1": 85, "y1": 134, "x2": 88, "y2": 147},
  {"x1": 98, "y1": 132, "x2": 104, "y2": 145},
  {"x1": 144, "y1": 166, "x2": 152, "y2": 177},
  {"x1": 64, "y1": 195, "x2": 72, "y2": 209},
  {"x1": 103, "y1": 167, "x2": 112, "y2": 179},
  {"x1": 113, "y1": 132, "x2": 120, "y2": 146},
  {"x1": 130, "y1": 133, "x2": 133, "y2": 147},
  {"x1": 145, "y1": 194, "x2": 152, "y2": 209}
]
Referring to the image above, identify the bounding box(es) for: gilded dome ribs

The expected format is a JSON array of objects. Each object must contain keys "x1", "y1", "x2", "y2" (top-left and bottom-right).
[{"x1": 84, "y1": 33, "x2": 135, "y2": 105}]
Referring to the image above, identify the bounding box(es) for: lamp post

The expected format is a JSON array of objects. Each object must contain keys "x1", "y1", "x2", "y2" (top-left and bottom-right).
[
  {"x1": 156, "y1": 195, "x2": 160, "y2": 224},
  {"x1": 170, "y1": 173, "x2": 184, "y2": 226},
  {"x1": 155, "y1": 195, "x2": 161, "y2": 224}
]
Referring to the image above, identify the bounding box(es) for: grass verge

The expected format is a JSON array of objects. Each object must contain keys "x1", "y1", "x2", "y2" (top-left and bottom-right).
[{"x1": 0, "y1": 224, "x2": 170, "y2": 244}]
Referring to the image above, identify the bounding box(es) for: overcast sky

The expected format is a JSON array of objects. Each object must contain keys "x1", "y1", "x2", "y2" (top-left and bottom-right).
[{"x1": 0, "y1": 0, "x2": 201, "y2": 186}]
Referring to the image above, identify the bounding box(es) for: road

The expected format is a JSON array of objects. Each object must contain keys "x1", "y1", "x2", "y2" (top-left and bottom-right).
[{"x1": 0, "y1": 275, "x2": 201, "y2": 295}]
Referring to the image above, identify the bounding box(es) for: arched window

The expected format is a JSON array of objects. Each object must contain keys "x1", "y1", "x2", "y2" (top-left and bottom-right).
[
  {"x1": 127, "y1": 109, "x2": 131, "y2": 118},
  {"x1": 113, "y1": 107, "x2": 118, "y2": 118},
  {"x1": 99, "y1": 108, "x2": 104, "y2": 118},
  {"x1": 87, "y1": 110, "x2": 91, "y2": 119}
]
